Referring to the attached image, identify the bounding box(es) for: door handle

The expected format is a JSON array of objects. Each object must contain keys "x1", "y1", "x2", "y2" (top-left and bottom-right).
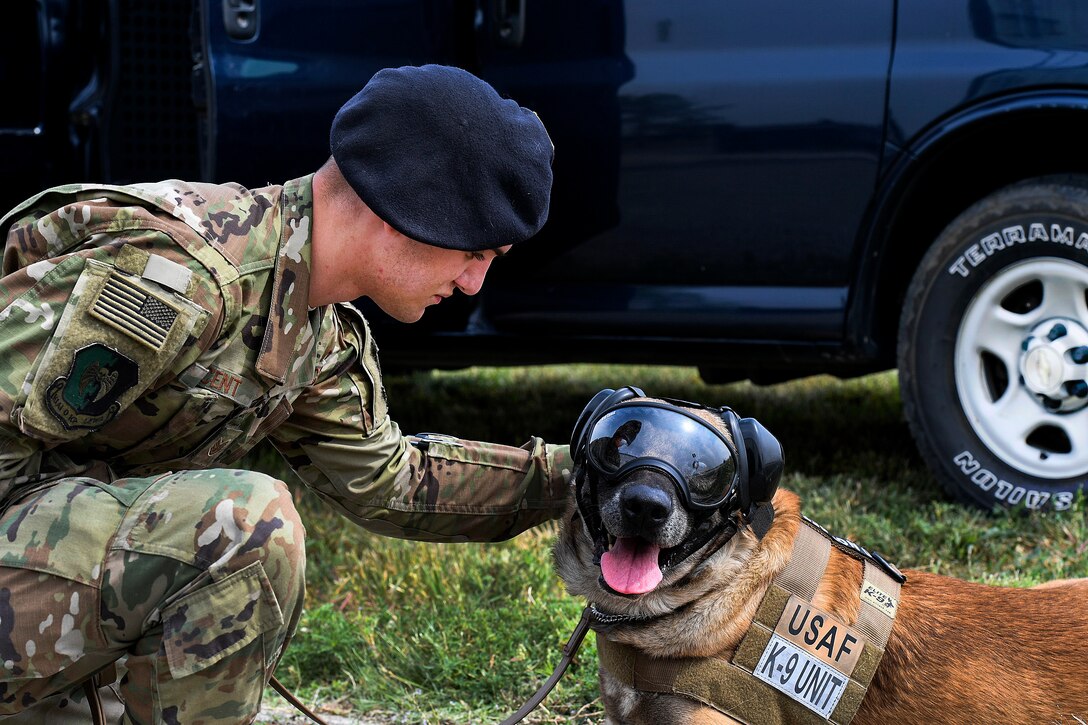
[
  {"x1": 493, "y1": 0, "x2": 525, "y2": 48},
  {"x1": 223, "y1": 0, "x2": 259, "y2": 41}
]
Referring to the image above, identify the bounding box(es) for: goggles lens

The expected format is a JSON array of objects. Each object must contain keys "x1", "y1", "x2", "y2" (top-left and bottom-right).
[{"x1": 585, "y1": 405, "x2": 738, "y2": 506}]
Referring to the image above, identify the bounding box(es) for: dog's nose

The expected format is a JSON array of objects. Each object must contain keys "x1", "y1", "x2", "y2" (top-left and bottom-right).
[{"x1": 620, "y1": 484, "x2": 673, "y2": 530}]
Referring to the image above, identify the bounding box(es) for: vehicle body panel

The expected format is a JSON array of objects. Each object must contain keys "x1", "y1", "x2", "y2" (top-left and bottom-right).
[
  {"x1": 473, "y1": 0, "x2": 893, "y2": 347},
  {"x1": 6, "y1": 0, "x2": 1088, "y2": 378}
]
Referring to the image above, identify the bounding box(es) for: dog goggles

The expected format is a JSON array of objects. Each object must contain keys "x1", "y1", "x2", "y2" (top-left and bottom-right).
[{"x1": 583, "y1": 401, "x2": 741, "y2": 511}]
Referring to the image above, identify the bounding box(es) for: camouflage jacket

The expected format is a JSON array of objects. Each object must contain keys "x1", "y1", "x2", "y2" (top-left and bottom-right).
[{"x1": 0, "y1": 175, "x2": 571, "y2": 542}]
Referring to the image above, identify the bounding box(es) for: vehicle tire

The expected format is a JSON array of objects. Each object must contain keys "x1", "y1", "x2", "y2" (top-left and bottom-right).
[{"x1": 899, "y1": 176, "x2": 1088, "y2": 511}]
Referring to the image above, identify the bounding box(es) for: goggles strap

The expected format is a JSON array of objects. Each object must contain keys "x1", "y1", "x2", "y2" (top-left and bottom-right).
[{"x1": 744, "y1": 501, "x2": 775, "y2": 539}]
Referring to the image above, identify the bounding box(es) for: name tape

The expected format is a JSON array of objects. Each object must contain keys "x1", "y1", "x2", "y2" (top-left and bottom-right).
[{"x1": 754, "y1": 634, "x2": 848, "y2": 719}]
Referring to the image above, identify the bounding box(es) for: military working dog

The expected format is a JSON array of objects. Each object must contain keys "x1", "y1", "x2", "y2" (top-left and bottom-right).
[{"x1": 555, "y1": 388, "x2": 1088, "y2": 725}]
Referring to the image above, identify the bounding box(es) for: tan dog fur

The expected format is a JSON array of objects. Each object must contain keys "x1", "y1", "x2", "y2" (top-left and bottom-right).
[{"x1": 556, "y1": 429, "x2": 1088, "y2": 724}]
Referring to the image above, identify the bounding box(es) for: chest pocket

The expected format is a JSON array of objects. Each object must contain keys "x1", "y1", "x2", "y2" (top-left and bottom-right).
[
  {"x1": 181, "y1": 363, "x2": 297, "y2": 466},
  {"x1": 189, "y1": 395, "x2": 294, "y2": 467},
  {"x1": 18, "y1": 257, "x2": 208, "y2": 442}
]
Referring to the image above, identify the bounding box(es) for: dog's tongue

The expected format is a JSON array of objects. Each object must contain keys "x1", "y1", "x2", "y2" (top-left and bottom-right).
[{"x1": 601, "y1": 537, "x2": 662, "y2": 594}]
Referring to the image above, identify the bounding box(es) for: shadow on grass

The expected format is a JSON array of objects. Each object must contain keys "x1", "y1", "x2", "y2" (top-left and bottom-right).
[{"x1": 383, "y1": 365, "x2": 922, "y2": 480}]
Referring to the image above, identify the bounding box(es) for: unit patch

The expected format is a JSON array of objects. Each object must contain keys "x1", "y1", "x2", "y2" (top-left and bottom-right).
[
  {"x1": 44, "y1": 343, "x2": 138, "y2": 430},
  {"x1": 748, "y1": 595, "x2": 865, "y2": 719},
  {"x1": 754, "y1": 634, "x2": 848, "y2": 719}
]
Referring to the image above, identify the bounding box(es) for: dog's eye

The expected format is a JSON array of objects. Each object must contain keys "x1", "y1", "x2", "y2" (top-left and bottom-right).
[
  {"x1": 686, "y1": 453, "x2": 732, "y2": 494},
  {"x1": 688, "y1": 470, "x2": 717, "y2": 493}
]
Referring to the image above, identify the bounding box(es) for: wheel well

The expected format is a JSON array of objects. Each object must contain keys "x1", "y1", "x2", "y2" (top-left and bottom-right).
[{"x1": 865, "y1": 107, "x2": 1088, "y2": 361}]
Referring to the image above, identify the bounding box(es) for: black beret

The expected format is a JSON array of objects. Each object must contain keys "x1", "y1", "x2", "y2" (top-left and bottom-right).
[{"x1": 330, "y1": 65, "x2": 554, "y2": 252}]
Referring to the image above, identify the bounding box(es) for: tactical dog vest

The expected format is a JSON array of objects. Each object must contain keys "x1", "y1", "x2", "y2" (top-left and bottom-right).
[{"x1": 596, "y1": 517, "x2": 904, "y2": 725}]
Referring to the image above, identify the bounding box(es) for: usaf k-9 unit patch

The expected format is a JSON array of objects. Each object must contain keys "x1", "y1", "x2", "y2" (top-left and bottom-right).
[
  {"x1": 753, "y1": 595, "x2": 862, "y2": 719},
  {"x1": 45, "y1": 343, "x2": 138, "y2": 430}
]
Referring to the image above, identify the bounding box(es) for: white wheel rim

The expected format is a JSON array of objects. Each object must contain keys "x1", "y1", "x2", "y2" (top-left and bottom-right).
[{"x1": 955, "y1": 257, "x2": 1088, "y2": 479}]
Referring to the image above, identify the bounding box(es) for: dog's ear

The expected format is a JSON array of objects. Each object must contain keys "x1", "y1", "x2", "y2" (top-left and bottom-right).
[{"x1": 569, "y1": 386, "x2": 646, "y2": 459}]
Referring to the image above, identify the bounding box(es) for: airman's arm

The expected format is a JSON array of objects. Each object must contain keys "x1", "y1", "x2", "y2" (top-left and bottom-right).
[{"x1": 269, "y1": 305, "x2": 572, "y2": 542}]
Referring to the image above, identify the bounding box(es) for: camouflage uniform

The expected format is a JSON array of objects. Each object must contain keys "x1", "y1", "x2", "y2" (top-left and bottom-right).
[{"x1": 0, "y1": 176, "x2": 572, "y2": 723}]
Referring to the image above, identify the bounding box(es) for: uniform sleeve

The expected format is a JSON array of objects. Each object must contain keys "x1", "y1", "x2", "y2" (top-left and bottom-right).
[
  {"x1": 0, "y1": 206, "x2": 218, "y2": 488},
  {"x1": 269, "y1": 305, "x2": 573, "y2": 543}
]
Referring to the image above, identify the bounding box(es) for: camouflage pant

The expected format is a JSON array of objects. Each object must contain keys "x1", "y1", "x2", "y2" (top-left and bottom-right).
[{"x1": 0, "y1": 469, "x2": 307, "y2": 724}]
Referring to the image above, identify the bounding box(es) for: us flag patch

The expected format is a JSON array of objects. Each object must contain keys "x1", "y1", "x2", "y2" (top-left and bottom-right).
[{"x1": 90, "y1": 272, "x2": 179, "y2": 349}]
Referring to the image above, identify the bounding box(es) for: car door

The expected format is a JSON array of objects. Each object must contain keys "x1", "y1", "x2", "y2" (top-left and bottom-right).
[
  {"x1": 202, "y1": 0, "x2": 460, "y2": 187},
  {"x1": 476, "y1": 0, "x2": 895, "y2": 342}
]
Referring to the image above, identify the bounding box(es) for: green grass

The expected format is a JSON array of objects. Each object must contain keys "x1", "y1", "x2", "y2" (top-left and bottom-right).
[{"x1": 248, "y1": 366, "x2": 1088, "y2": 723}]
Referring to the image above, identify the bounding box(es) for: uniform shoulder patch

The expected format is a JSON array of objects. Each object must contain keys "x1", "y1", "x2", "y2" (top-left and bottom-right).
[
  {"x1": 44, "y1": 343, "x2": 139, "y2": 430},
  {"x1": 90, "y1": 271, "x2": 182, "y2": 350}
]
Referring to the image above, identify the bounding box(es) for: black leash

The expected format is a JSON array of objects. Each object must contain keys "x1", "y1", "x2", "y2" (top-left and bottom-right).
[
  {"x1": 268, "y1": 605, "x2": 600, "y2": 722},
  {"x1": 266, "y1": 605, "x2": 594, "y2": 725},
  {"x1": 497, "y1": 605, "x2": 594, "y2": 725},
  {"x1": 270, "y1": 674, "x2": 330, "y2": 725},
  {"x1": 267, "y1": 607, "x2": 595, "y2": 725}
]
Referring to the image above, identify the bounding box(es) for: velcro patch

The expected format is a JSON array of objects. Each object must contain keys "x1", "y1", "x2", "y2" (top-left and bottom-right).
[
  {"x1": 773, "y1": 595, "x2": 864, "y2": 676},
  {"x1": 89, "y1": 271, "x2": 181, "y2": 349},
  {"x1": 142, "y1": 253, "x2": 193, "y2": 295},
  {"x1": 754, "y1": 634, "x2": 849, "y2": 719},
  {"x1": 861, "y1": 580, "x2": 898, "y2": 619}
]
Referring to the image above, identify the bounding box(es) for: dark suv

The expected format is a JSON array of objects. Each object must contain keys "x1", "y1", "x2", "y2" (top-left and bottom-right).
[{"x1": 5, "y1": 0, "x2": 1088, "y2": 511}]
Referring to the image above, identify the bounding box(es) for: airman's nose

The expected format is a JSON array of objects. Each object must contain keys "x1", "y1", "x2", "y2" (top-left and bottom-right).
[{"x1": 454, "y1": 260, "x2": 490, "y2": 296}]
